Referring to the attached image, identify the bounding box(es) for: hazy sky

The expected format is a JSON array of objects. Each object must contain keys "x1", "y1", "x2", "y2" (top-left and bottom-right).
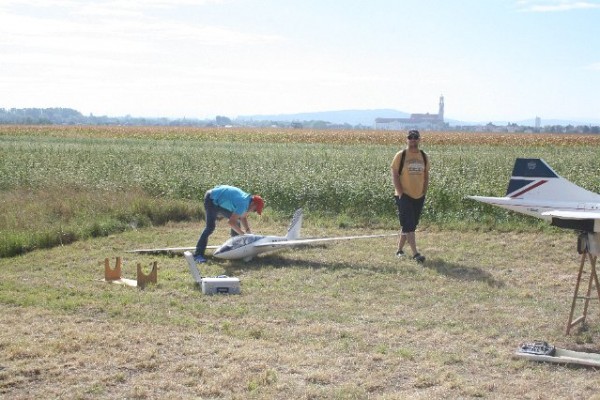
[{"x1": 1, "y1": 0, "x2": 599, "y2": 122}]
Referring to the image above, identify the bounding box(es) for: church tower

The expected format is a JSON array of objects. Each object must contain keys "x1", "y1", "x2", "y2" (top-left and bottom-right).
[{"x1": 438, "y1": 95, "x2": 444, "y2": 122}]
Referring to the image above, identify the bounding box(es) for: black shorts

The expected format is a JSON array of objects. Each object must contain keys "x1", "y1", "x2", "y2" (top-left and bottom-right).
[{"x1": 394, "y1": 194, "x2": 425, "y2": 233}]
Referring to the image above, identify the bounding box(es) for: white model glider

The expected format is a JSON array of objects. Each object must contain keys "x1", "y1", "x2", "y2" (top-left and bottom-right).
[
  {"x1": 129, "y1": 208, "x2": 396, "y2": 261},
  {"x1": 469, "y1": 158, "x2": 600, "y2": 233}
]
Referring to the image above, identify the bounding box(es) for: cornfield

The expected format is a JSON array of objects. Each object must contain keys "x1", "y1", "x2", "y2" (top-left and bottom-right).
[{"x1": 1, "y1": 125, "x2": 599, "y2": 256}]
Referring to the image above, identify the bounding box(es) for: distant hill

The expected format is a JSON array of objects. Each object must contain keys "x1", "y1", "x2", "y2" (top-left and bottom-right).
[
  {"x1": 239, "y1": 109, "x2": 410, "y2": 127},
  {"x1": 0, "y1": 107, "x2": 213, "y2": 126}
]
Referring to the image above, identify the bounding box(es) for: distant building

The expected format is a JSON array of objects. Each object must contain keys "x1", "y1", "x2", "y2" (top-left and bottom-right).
[{"x1": 375, "y1": 95, "x2": 446, "y2": 130}]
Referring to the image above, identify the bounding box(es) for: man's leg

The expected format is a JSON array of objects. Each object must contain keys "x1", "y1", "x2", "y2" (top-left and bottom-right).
[
  {"x1": 405, "y1": 231, "x2": 418, "y2": 256},
  {"x1": 410, "y1": 196, "x2": 426, "y2": 262},
  {"x1": 195, "y1": 192, "x2": 217, "y2": 258},
  {"x1": 399, "y1": 195, "x2": 424, "y2": 261},
  {"x1": 397, "y1": 233, "x2": 407, "y2": 253},
  {"x1": 413, "y1": 196, "x2": 426, "y2": 229},
  {"x1": 397, "y1": 195, "x2": 417, "y2": 252},
  {"x1": 395, "y1": 196, "x2": 407, "y2": 255}
]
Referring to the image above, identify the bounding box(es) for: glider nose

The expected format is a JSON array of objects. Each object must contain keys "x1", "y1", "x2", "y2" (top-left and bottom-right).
[{"x1": 213, "y1": 244, "x2": 231, "y2": 257}]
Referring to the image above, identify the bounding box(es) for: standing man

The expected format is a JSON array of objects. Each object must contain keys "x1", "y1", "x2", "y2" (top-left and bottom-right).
[
  {"x1": 390, "y1": 130, "x2": 429, "y2": 263},
  {"x1": 194, "y1": 184, "x2": 264, "y2": 263}
]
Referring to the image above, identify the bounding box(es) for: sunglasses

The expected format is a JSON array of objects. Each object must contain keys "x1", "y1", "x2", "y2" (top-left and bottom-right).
[{"x1": 407, "y1": 135, "x2": 420, "y2": 140}]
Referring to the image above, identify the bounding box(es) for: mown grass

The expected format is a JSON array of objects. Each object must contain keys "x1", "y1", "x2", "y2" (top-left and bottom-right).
[
  {"x1": 2, "y1": 126, "x2": 600, "y2": 398},
  {"x1": 1, "y1": 220, "x2": 599, "y2": 399}
]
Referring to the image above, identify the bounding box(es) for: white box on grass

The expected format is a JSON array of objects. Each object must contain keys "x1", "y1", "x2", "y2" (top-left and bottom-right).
[
  {"x1": 184, "y1": 251, "x2": 241, "y2": 295},
  {"x1": 201, "y1": 276, "x2": 241, "y2": 295}
]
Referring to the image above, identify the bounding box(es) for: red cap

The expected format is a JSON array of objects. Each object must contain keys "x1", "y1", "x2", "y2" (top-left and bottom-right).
[{"x1": 252, "y1": 195, "x2": 264, "y2": 215}]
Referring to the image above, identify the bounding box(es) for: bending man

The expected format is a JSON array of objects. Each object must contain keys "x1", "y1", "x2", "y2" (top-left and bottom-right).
[{"x1": 194, "y1": 185, "x2": 264, "y2": 263}]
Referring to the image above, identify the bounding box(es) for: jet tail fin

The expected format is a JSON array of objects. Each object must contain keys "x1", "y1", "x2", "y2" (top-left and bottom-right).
[
  {"x1": 286, "y1": 209, "x2": 303, "y2": 239},
  {"x1": 506, "y1": 158, "x2": 600, "y2": 202}
]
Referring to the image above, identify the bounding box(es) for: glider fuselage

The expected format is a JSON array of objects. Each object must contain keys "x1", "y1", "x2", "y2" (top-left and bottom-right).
[{"x1": 212, "y1": 234, "x2": 287, "y2": 260}]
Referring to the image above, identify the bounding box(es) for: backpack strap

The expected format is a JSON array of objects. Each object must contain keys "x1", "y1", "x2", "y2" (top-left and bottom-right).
[
  {"x1": 399, "y1": 149, "x2": 427, "y2": 175},
  {"x1": 398, "y1": 149, "x2": 406, "y2": 175}
]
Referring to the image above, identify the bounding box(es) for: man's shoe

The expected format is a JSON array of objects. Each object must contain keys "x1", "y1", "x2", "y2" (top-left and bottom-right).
[
  {"x1": 395, "y1": 250, "x2": 405, "y2": 258},
  {"x1": 413, "y1": 253, "x2": 425, "y2": 263},
  {"x1": 193, "y1": 254, "x2": 206, "y2": 263}
]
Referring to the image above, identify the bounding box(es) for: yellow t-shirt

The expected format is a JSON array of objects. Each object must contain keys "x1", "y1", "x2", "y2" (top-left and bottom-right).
[{"x1": 390, "y1": 149, "x2": 429, "y2": 198}]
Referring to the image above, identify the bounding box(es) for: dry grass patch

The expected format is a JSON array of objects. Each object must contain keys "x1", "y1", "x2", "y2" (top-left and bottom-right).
[{"x1": 2, "y1": 220, "x2": 600, "y2": 399}]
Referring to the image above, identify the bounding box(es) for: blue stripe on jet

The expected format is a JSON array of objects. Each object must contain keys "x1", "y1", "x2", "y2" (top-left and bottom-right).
[
  {"x1": 511, "y1": 158, "x2": 558, "y2": 178},
  {"x1": 506, "y1": 179, "x2": 533, "y2": 196}
]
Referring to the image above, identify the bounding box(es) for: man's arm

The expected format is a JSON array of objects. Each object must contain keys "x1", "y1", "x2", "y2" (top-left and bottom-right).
[
  {"x1": 391, "y1": 166, "x2": 403, "y2": 197},
  {"x1": 228, "y1": 213, "x2": 248, "y2": 235},
  {"x1": 423, "y1": 167, "x2": 429, "y2": 196},
  {"x1": 240, "y1": 214, "x2": 251, "y2": 233}
]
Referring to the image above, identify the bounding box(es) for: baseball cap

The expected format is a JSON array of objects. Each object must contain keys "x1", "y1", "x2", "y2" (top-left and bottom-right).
[
  {"x1": 252, "y1": 195, "x2": 264, "y2": 215},
  {"x1": 407, "y1": 130, "x2": 420, "y2": 139}
]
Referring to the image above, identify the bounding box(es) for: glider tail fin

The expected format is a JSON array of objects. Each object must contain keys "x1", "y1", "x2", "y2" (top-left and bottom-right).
[
  {"x1": 286, "y1": 209, "x2": 303, "y2": 239},
  {"x1": 506, "y1": 158, "x2": 599, "y2": 202}
]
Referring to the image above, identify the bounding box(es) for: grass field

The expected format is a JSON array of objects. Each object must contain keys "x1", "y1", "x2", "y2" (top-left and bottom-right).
[
  {"x1": 2, "y1": 220, "x2": 600, "y2": 399},
  {"x1": 1, "y1": 126, "x2": 600, "y2": 399}
]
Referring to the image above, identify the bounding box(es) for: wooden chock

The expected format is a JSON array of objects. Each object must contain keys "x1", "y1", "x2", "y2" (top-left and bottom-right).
[
  {"x1": 104, "y1": 257, "x2": 122, "y2": 281},
  {"x1": 137, "y1": 261, "x2": 158, "y2": 289}
]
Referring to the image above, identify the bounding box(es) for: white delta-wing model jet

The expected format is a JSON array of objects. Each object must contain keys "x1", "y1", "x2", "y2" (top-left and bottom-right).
[
  {"x1": 129, "y1": 208, "x2": 396, "y2": 261},
  {"x1": 468, "y1": 158, "x2": 600, "y2": 233}
]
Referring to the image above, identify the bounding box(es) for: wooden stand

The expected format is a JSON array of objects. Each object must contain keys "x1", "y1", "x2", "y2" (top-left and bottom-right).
[
  {"x1": 136, "y1": 261, "x2": 158, "y2": 289},
  {"x1": 104, "y1": 256, "x2": 123, "y2": 281},
  {"x1": 566, "y1": 234, "x2": 600, "y2": 335},
  {"x1": 103, "y1": 257, "x2": 157, "y2": 289}
]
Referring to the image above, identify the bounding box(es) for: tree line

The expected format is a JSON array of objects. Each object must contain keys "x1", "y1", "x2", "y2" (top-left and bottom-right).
[
  {"x1": 1, "y1": 107, "x2": 598, "y2": 133},
  {"x1": 0, "y1": 108, "x2": 214, "y2": 126}
]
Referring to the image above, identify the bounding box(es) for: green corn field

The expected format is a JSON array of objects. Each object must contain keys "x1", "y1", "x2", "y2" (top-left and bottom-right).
[{"x1": 1, "y1": 126, "x2": 599, "y2": 257}]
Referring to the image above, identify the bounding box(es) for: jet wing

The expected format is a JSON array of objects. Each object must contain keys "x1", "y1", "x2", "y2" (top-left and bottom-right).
[
  {"x1": 541, "y1": 210, "x2": 600, "y2": 232},
  {"x1": 127, "y1": 245, "x2": 219, "y2": 254},
  {"x1": 541, "y1": 210, "x2": 600, "y2": 220},
  {"x1": 253, "y1": 233, "x2": 397, "y2": 248}
]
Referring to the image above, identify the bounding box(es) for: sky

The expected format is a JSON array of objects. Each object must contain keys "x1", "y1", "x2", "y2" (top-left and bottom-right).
[{"x1": 1, "y1": 0, "x2": 599, "y2": 123}]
